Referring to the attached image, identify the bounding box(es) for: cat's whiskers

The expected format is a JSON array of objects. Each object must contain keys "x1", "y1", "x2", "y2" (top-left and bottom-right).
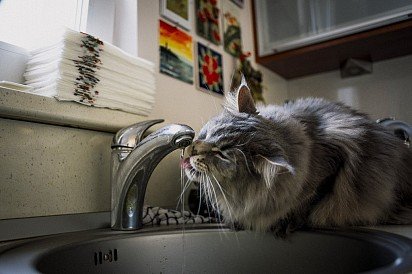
[
  {"x1": 188, "y1": 168, "x2": 200, "y2": 179},
  {"x1": 177, "y1": 178, "x2": 193, "y2": 209},
  {"x1": 182, "y1": 156, "x2": 233, "y2": 235},
  {"x1": 200, "y1": 173, "x2": 221, "y2": 221},
  {"x1": 196, "y1": 181, "x2": 205, "y2": 216},
  {"x1": 200, "y1": 173, "x2": 216, "y2": 221},
  {"x1": 204, "y1": 175, "x2": 228, "y2": 236},
  {"x1": 181, "y1": 179, "x2": 193, "y2": 195},
  {"x1": 210, "y1": 174, "x2": 239, "y2": 242},
  {"x1": 205, "y1": 173, "x2": 230, "y2": 199},
  {"x1": 211, "y1": 174, "x2": 234, "y2": 226},
  {"x1": 207, "y1": 176, "x2": 221, "y2": 214},
  {"x1": 203, "y1": 175, "x2": 218, "y2": 212},
  {"x1": 181, "y1": 169, "x2": 216, "y2": 224}
]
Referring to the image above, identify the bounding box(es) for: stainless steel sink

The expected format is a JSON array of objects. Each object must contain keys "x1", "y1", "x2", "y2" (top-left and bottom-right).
[{"x1": 0, "y1": 225, "x2": 411, "y2": 273}]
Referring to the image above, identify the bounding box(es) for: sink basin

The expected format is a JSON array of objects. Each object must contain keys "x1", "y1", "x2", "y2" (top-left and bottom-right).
[{"x1": 0, "y1": 225, "x2": 411, "y2": 273}]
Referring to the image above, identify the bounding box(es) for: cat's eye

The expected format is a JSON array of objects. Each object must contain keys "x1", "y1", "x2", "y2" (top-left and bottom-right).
[
  {"x1": 215, "y1": 151, "x2": 229, "y2": 161},
  {"x1": 211, "y1": 147, "x2": 230, "y2": 161}
]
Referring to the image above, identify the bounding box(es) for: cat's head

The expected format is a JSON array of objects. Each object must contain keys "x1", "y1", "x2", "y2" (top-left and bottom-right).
[{"x1": 183, "y1": 76, "x2": 295, "y2": 190}]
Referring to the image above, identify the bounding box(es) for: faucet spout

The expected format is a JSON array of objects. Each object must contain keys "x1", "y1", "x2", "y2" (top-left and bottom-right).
[{"x1": 111, "y1": 121, "x2": 195, "y2": 230}]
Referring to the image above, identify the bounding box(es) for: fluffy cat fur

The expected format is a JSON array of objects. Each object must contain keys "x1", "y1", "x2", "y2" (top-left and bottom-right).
[{"x1": 183, "y1": 77, "x2": 412, "y2": 235}]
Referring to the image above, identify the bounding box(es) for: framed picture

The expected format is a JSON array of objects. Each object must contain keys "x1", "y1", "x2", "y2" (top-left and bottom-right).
[
  {"x1": 159, "y1": 20, "x2": 194, "y2": 84},
  {"x1": 160, "y1": 0, "x2": 193, "y2": 31},
  {"x1": 230, "y1": 0, "x2": 244, "y2": 8},
  {"x1": 196, "y1": 42, "x2": 224, "y2": 95},
  {"x1": 222, "y1": 0, "x2": 242, "y2": 57},
  {"x1": 195, "y1": 0, "x2": 221, "y2": 45}
]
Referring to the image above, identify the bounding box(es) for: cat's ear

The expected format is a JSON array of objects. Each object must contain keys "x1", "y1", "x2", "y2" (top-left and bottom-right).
[
  {"x1": 255, "y1": 155, "x2": 295, "y2": 188},
  {"x1": 237, "y1": 75, "x2": 258, "y2": 115}
]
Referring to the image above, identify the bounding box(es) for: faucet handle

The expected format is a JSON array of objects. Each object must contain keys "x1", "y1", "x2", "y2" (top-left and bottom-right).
[{"x1": 112, "y1": 119, "x2": 164, "y2": 148}]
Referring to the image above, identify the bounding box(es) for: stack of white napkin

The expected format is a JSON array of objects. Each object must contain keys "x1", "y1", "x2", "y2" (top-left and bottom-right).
[{"x1": 24, "y1": 29, "x2": 156, "y2": 115}]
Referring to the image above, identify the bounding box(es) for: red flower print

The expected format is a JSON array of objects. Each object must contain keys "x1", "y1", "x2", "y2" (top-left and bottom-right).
[
  {"x1": 213, "y1": 30, "x2": 221, "y2": 42},
  {"x1": 203, "y1": 8, "x2": 212, "y2": 20},
  {"x1": 202, "y1": 54, "x2": 219, "y2": 85},
  {"x1": 198, "y1": 44, "x2": 223, "y2": 94},
  {"x1": 197, "y1": 10, "x2": 207, "y2": 22}
]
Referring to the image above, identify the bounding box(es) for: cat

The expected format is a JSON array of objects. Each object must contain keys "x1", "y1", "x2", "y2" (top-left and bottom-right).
[{"x1": 182, "y1": 76, "x2": 412, "y2": 236}]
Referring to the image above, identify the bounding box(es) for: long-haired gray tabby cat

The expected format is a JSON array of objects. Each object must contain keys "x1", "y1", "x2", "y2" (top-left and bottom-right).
[{"x1": 183, "y1": 77, "x2": 412, "y2": 236}]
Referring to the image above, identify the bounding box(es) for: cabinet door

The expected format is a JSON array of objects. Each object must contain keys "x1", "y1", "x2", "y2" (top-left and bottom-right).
[{"x1": 254, "y1": 0, "x2": 412, "y2": 56}]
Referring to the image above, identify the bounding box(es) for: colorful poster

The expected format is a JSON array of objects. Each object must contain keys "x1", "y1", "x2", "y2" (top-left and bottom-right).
[
  {"x1": 197, "y1": 42, "x2": 223, "y2": 95},
  {"x1": 160, "y1": 0, "x2": 193, "y2": 30},
  {"x1": 159, "y1": 19, "x2": 194, "y2": 84},
  {"x1": 222, "y1": 0, "x2": 242, "y2": 57},
  {"x1": 195, "y1": 0, "x2": 221, "y2": 45}
]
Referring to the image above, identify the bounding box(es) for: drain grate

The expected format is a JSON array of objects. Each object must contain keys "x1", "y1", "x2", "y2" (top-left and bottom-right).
[{"x1": 94, "y1": 249, "x2": 118, "y2": 265}]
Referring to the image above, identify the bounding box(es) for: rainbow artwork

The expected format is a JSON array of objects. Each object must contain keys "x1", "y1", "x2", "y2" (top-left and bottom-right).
[{"x1": 159, "y1": 19, "x2": 193, "y2": 84}]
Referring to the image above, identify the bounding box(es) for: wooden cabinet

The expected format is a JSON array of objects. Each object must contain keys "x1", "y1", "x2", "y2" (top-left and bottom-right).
[{"x1": 252, "y1": 0, "x2": 412, "y2": 79}]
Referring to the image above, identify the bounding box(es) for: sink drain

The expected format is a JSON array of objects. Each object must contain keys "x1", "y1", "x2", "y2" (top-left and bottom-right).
[{"x1": 94, "y1": 249, "x2": 118, "y2": 265}]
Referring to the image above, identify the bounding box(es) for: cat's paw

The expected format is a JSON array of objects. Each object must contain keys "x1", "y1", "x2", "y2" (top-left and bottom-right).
[
  {"x1": 271, "y1": 218, "x2": 302, "y2": 239},
  {"x1": 272, "y1": 224, "x2": 290, "y2": 239},
  {"x1": 231, "y1": 221, "x2": 244, "y2": 231}
]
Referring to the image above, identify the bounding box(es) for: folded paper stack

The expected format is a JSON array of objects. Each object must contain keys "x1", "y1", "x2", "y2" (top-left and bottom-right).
[{"x1": 24, "y1": 29, "x2": 156, "y2": 115}]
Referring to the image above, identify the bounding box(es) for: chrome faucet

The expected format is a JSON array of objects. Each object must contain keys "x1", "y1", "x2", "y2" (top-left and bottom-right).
[{"x1": 110, "y1": 119, "x2": 195, "y2": 230}]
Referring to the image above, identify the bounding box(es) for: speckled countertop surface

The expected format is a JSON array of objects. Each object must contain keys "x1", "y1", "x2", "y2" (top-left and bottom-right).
[{"x1": 0, "y1": 87, "x2": 149, "y2": 133}]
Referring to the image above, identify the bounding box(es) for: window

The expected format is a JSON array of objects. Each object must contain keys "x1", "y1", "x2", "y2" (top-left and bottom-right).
[
  {"x1": 0, "y1": 0, "x2": 88, "y2": 50},
  {"x1": 0, "y1": 0, "x2": 137, "y2": 55}
]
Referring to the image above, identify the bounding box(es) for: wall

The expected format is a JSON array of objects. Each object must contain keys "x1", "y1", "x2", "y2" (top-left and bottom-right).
[
  {"x1": 138, "y1": 0, "x2": 287, "y2": 133},
  {"x1": 287, "y1": 55, "x2": 412, "y2": 124}
]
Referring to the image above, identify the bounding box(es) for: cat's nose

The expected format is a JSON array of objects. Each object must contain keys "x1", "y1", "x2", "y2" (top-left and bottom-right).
[{"x1": 190, "y1": 140, "x2": 213, "y2": 155}]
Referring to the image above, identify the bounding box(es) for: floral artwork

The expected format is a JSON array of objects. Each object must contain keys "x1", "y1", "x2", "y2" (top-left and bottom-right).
[
  {"x1": 195, "y1": 0, "x2": 221, "y2": 45},
  {"x1": 232, "y1": 52, "x2": 265, "y2": 103},
  {"x1": 197, "y1": 42, "x2": 223, "y2": 95},
  {"x1": 159, "y1": 20, "x2": 193, "y2": 84},
  {"x1": 222, "y1": 0, "x2": 242, "y2": 57}
]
